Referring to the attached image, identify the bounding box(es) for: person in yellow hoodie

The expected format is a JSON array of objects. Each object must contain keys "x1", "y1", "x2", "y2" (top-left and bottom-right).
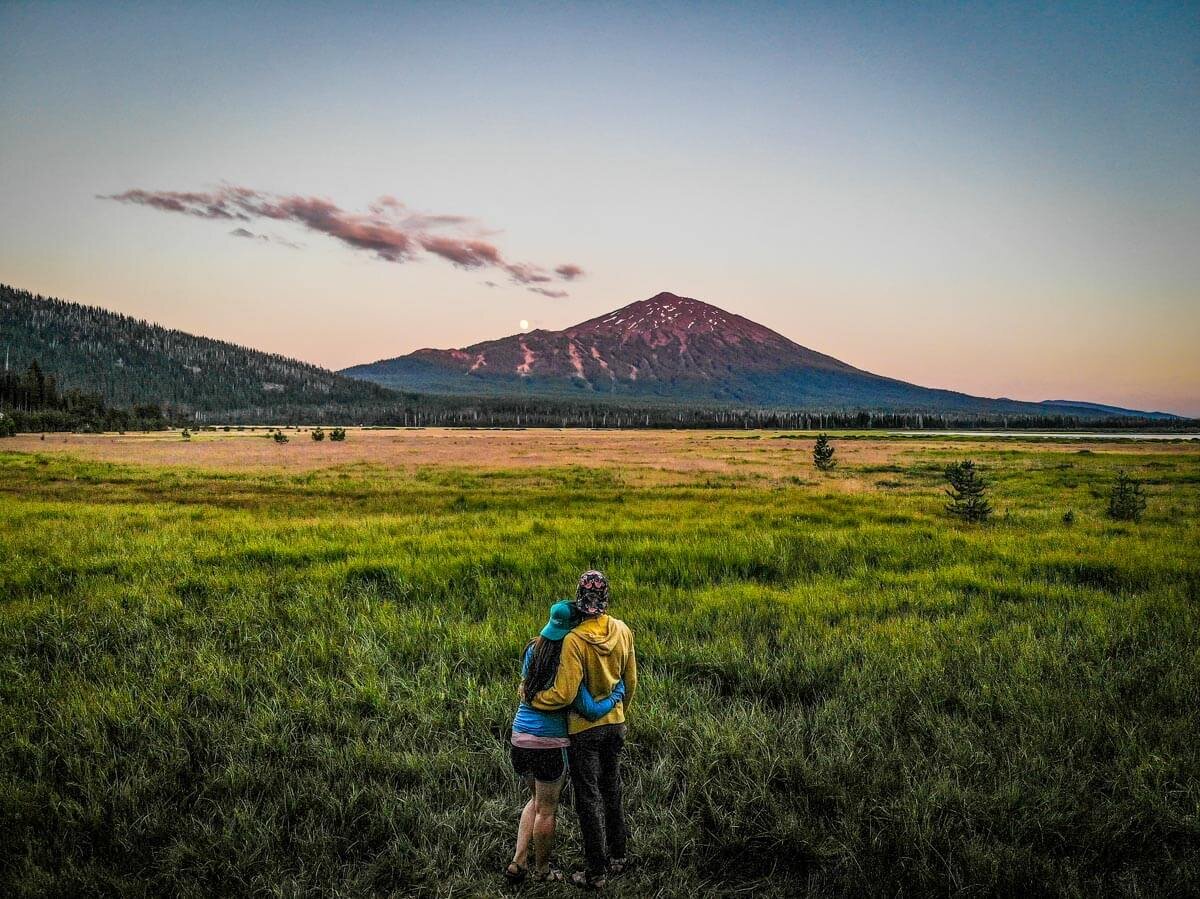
[{"x1": 532, "y1": 570, "x2": 637, "y2": 890}]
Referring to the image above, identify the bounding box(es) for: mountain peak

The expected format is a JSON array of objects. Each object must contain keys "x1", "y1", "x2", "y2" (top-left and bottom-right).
[{"x1": 569, "y1": 292, "x2": 759, "y2": 342}]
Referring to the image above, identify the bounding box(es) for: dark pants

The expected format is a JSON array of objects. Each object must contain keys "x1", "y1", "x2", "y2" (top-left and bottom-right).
[{"x1": 568, "y1": 723, "x2": 627, "y2": 875}]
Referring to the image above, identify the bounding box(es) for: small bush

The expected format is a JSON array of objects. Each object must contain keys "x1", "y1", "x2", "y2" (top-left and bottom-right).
[
  {"x1": 272, "y1": 430, "x2": 289, "y2": 444},
  {"x1": 330, "y1": 428, "x2": 347, "y2": 442},
  {"x1": 944, "y1": 460, "x2": 992, "y2": 523},
  {"x1": 1107, "y1": 470, "x2": 1147, "y2": 522},
  {"x1": 181, "y1": 429, "x2": 191, "y2": 441},
  {"x1": 1062, "y1": 509, "x2": 1075, "y2": 526},
  {"x1": 0, "y1": 413, "x2": 15, "y2": 438},
  {"x1": 311, "y1": 427, "x2": 326, "y2": 442},
  {"x1": 812, "y1": 433, "x2": 836, "y2": 472}
]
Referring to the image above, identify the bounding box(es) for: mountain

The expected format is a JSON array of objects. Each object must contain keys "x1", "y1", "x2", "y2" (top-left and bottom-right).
[
  {"x1": 1, "y1": 284, "x2": 396, "y2": 413},
  {"x1": 343, "y1": 292, "x2": 1173, "y2": 418}
]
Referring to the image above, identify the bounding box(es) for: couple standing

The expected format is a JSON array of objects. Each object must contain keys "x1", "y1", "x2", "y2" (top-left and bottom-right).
[{"x1": 506, "y1": 570, "x2": 638, "y2": 890}]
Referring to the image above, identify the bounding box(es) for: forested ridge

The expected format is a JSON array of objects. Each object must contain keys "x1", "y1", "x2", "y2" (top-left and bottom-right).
[{"x1": 0, "y1": 285, "x2": 395, "y2": 412}]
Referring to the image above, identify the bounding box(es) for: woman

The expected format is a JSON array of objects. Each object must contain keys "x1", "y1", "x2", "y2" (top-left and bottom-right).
[{"x1": 505, "y1": 600, "x2": 625, "y2": 884}]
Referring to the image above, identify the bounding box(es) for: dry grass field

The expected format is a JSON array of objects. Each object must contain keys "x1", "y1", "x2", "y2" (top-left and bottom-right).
[{"x1": 5, "y1": 427, "x2": 1195, "y2": 486}]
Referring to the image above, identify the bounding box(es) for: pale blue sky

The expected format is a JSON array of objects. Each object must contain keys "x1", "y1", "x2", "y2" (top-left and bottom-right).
[{"x1": 2, "y1": 1, "x2": 1197, "y2": 413}]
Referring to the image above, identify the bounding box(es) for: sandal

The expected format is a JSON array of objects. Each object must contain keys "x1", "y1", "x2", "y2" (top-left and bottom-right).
[
  {"x1": 569, "y1": 870, "x2": 607, "y2": 890},
  {"x1": 530, "y1": 867, "x2": 565, "y2": 883},
  {"x1": 503, "y1": 862, "x2": 527, "y2": 883}
]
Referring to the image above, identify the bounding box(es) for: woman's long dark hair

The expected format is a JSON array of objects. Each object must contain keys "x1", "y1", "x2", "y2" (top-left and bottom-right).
[{"x1": 522, "y1": 636, "x2": 564, "y2": 704}]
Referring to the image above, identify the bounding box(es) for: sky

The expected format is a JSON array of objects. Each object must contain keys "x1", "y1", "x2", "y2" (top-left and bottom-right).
[{"x1": 1, "y1": 1, "x2": 1197, "y2": 414}]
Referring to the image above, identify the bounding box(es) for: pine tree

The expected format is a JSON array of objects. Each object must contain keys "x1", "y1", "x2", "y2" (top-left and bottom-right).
[
  {"x1": 1106, "y1": 470, "x2": 1147, "y2": 522},
  {"x1": 813, "y1": 433, "x2": 836, "y2": 472},
  {"x1": 944, "y1": 460, "x2": 992, "y2": 522}
]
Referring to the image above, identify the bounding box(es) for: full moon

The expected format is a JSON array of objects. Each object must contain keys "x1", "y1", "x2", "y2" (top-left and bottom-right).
[{"x1": 519, "y1": 320, "x2": 529, "y2": 330}]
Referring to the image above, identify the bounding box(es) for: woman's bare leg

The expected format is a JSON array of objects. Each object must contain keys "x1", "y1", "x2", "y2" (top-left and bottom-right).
[
  {"x1": 531, "y1": 774, "x2": 565, "y2": 872},
  {"x1": 511, "y1": 777, "x2": 536, "y2": 869}
]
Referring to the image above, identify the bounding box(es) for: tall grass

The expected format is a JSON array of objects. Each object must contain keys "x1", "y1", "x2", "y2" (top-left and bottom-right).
[{"x1": 1, "y1": 445, "x2": 1198, "y2": 896}]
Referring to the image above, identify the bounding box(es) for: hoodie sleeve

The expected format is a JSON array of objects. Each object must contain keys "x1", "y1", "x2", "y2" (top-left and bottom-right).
[
  {"x1": 622, "y1": 629, "x2": 638, "y2": 711},
  {"x1": 572, "y1": 679, "x2": 623, "y2": 720},
  {"x1": 531, "y1": 633, "x2": 585, "y2": 712}
]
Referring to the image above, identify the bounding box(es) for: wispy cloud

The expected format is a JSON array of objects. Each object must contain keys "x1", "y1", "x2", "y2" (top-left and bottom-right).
[
  {"x1": 230, "y1": 227, "x2": 301, "y2": 249},
  {"x1": 101, "y1": 185, "x2": 583, "y2": 293},
  {"x1": 528, "y1": 287, "x2": 569, "y2": 298}
]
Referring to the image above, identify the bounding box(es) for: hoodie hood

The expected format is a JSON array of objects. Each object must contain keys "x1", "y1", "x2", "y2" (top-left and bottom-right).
[{"x1": 573, "y1": 614, "x2": 621, "y2": 655}]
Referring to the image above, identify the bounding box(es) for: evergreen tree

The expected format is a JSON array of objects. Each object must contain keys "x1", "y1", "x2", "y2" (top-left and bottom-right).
[
  {"x1": 944, "y1": 460, "x2": 992, "y2": 522},
  {"x1": 813, "y1": 433, "x2": 836, "y2": 472},
  {"x1": 1106, "y1": 470, "x2": 1147, "y2": 522},
  {"x1": 24, "y1": 360, "x2": 46, "y2": 408}
]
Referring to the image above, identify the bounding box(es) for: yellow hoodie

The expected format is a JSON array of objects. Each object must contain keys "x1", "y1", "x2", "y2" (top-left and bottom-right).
[{"x1": 532, "y1": 614, "x2": 637, "y2": 735}]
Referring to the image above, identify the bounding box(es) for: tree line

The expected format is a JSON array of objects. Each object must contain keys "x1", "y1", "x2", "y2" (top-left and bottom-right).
[
  {"x1": 193, "y1": 399, "x2": 1195, "y2": 431},
  {"x1": 0, "y1": 359, "x2": 171, "y2": 434}
]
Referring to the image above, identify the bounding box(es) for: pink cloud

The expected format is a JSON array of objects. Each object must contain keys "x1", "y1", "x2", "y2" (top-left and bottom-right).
[
  {"x1": 100, "y1": 185, "x2": 584, "y2": 293},
  {"x1": 104, "y1": 188, "x2": 248, "y2": 220},
  {"x1": 504, "y1": 262, "x2": 553, "y2": 284},
  {"x1": 420, "y1": 235, "x2": 504, "y2": 268}
]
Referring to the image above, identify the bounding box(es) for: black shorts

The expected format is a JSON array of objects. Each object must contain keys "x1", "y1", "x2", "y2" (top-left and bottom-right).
[{"x1": 510, "y1": 744, "x2": 568, "y2": 783}]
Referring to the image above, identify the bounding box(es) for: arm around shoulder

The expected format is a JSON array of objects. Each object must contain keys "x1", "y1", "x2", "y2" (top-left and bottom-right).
[{"x1": 531, "y1": 634, "x2": 585, "y2": 711}]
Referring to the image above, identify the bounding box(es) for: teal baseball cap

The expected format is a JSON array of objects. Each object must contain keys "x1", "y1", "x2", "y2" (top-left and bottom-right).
[{"x1": 540, "y1": 600, "x2": 579, "y2": 640}]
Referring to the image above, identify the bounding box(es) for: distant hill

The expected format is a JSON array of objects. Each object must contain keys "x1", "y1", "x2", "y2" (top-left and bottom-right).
[
  {"x1": 344, "y1": 291, "x2": 1177, "y2": 419},
  {"x1": 1035, "y1": 399, "x2": 1178, "y2": 420},
  {"x1": 1, "y1": 284, "x2": 396, "y2": 414}
]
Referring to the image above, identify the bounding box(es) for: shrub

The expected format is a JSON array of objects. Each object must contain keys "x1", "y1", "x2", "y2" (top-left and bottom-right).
[
  {"x1": 0, "y1": 412, "x2": 15, "y2": 438},
  {"x1": 812, "y1": 433, "x2": 836, "y2": 472},
  {"x1": 944, "y1": 460, "x2": 992, "y2": 522},
  {"x1": 330, "y1": 428, "x2": 347, "y2": 442},
  {"x1": 272, "y1": 430, "x2": 289, "y2": 444},
  {"x1": 311, "y1": 427, "x2": 326, "y2": 442},
  {"x1": 181, "y1": 429, "x2": 191, "y2": 441},
  {"x1": 1062, "y1": 509, "x2": 1075, "y2": 526},
  {"x1": 1107, "y1": 470, "x2": 1147, "y2": 522}
]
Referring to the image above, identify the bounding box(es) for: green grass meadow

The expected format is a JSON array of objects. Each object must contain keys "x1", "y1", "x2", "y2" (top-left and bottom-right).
[{"x1": 1, "y1": 439, "x2": 1198, "y2": 896}]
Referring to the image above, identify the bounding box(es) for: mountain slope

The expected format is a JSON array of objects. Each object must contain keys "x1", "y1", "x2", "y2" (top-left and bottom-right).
[
  {"x1": 344, "y1": 291, "x2": 1172, "y2": 418},
  {"x1": 1, "y1": 284, "x2": 396, "y2": 412}
]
